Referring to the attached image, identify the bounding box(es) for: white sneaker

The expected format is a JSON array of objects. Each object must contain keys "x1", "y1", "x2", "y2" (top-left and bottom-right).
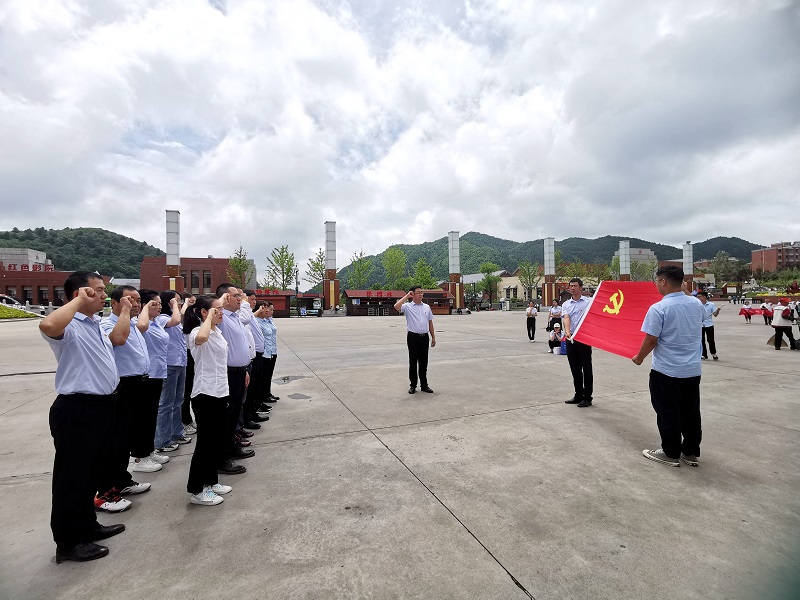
[
  {"x1": 184, "y1": 424, "x2": 197, "y2": 436},
  {"x1": 132, "y1": 456, "x2": 163, "y2": 472},
  {"x1": 120, "y1": 481, "x2": 151, "y2": 495},
  {"x1": 159, "y1": 443, "x2": 179, "y2": 452},
  {"x1": 173, "y1": 436, "x2": 192, "y2": 445},
  {"x1": 94, "y1": 492, "x2": 132, "y2": 512},
  {"x1": 210, "y1": 483, "x2": 232, "y2": 495},
  {"x1": 149, "y1": 450, "x2": 169, "y2": 464},
  {"x1": 190, "y1": 486, "x2": 223, "y2": 506}
]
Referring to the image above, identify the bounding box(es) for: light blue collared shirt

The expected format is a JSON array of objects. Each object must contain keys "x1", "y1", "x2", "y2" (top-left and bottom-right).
[
  {"x1": 702, "y1": 302, "x2": 717, "y2": 328},
  {"x1": 142, "y1": 317, "x2": 169, "y2": 379},
  {"x1": 238, "y1": 302, "x2": 264, "y2": 353},
  {"x1": 642, "y1": 292, "x2": 704, "y2": 378},
  {"x1": 399, "y1": 301, "x2": 433, "y2": 334},
  {"x1": 219, "y1": 309, "x2": 251, "y2": 367},
  {"x1": 100, "y1": 313, "x2": 150, "y2": 377},
  {"x1": 42, "y1": 313, "x2": 119, "y2": 395},
  {"x1": 258, "y1": 317, "x2": 278, "y2": 356},
  {"x1": 561, "y1": 296, "x2": 590, "y2": 334},
  {"x1": 156, "y1": 314, "x2": 187, "y2": 367}
]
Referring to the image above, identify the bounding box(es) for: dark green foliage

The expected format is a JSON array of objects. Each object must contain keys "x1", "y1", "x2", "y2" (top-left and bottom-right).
[
  {"x1": 334, "y1": 233, "x2": 760, "y2": 290},
  {"x1": 0, "y1": 227, "x2": 165, "y2": 278}
]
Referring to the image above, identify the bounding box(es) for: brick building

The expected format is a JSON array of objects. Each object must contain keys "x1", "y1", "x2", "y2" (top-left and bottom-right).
[
  {"x1": 0, "y1": 248, "x2": 80, "y2": 305},
  {"x1": 751, "y1": 242, "x2": 800, "y2": 274},
  {"x1": 139, "y1": 256, "x2": 257, "y2": 294}
]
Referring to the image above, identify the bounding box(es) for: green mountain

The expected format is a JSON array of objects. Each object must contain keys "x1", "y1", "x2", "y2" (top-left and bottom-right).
[
  {"x1": 0, "y1": 227, "x2": 165, "y2": 278},
  {"x1": 335, "y1": 233, "x2": 761, "y2": 289}
]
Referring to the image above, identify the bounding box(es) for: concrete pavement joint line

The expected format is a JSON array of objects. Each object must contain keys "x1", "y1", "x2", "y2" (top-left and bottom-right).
[
  {"x1": 0, "y1": 390, "x2": 55, "y2": 417},
  {"x1": 281, "y1": 339, "x2": 536, "y2": 599},
  {"x1": 0, "y1": 370, "x2": 57, "y2": 377},
  {"x1": 700, "y1": 408, "x2": 800, "y2": 433}
]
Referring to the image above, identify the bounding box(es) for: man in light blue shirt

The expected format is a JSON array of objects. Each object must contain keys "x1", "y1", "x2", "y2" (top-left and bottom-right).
[
  {"x1": 633, "y1": 266, "x2": 704, "y2": 467},
  {"x1": 562, "y1": 278, "x2": 593, "y2": 407},
  {"x1": 394, "y1": 286, "x2": 436, "y2": 394},
  {"x1": 40, "y1": 271, "x2": 125, "y2": 564}
]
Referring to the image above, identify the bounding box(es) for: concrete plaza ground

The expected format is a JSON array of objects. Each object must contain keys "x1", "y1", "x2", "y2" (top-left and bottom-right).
[{"x1": 0, "y1": 308, "x2": 798, "y2": 599}]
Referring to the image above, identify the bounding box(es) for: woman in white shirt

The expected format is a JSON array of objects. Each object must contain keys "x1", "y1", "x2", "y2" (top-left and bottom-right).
[
  {"x1": 548, "y1": 323, "x2": 566, "y2": 353},
  {"x1": 184, "y1": 295, "x2": 234, "y2": 506},
  {"x1": 548, "y1": 299, "x2": 563, "y2": 331}
]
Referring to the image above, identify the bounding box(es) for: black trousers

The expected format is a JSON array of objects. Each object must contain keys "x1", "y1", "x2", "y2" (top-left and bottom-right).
[
  {"x1": 566, "y1": 340, "x2": 593, "y2": 399},
  {"x1": 182, "y1": 350, "x2": 195, "y2": 425},
  {"x1": 407, "y1": 332, "x2": 430, "y2": 388},
  {"x1": 773, "y1": 326, "x2": 796, "y2": 350},
  {"x1": 263, "y1": 354, "x2": 277, "y2": 397},
  {"x1": 243, "y1": 352, "x2": 264, "y2": 418},
  {"x1": 186, "y1": 394, "x2": 226, "y2": 493},
  {"x1": 130, "y1": 378, "x2": 162, "y2": 458},
  {"x1": 49, "y1": 393, "x2": 114, "y2": 548},
  {"x1": 548, "y1": 316, "x2": 561, "y2": 331},
  {"x1": 701, "y1": 326, "x2": 716, "y2": 358},
  {"x1": 98, "y1": 376, "x2": 146, "y2": 492},
  {"x1": 526, "y1": 317, "x2": 536, "y2": 340},
  {"x1": 649, "y1": 370, "x2": 701, "y2": 459},
  {"x1": 225, "y1": 369, "x2": 247, "y2": 459}
]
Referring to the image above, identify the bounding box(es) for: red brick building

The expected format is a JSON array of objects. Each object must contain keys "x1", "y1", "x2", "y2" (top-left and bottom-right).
[
  {"x1": 751, "y1": 243, "x2": 800, "y2": 274},
  {"x1": 140, "y1": 256, "x2": 237, "y2": 295}
]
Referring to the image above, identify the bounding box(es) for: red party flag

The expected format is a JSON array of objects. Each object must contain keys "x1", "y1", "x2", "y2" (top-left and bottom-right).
[{"x1": 572, "y1": 281, "x2": 663, "y2": 359}]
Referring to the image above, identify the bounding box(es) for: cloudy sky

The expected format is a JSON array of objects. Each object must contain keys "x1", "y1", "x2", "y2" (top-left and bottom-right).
[{"x1": 1, "y1": 0, "x2": 799, "y2": 278}]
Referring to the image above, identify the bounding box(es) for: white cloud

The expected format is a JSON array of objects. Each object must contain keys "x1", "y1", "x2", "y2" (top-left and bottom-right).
[{"x1": 0, "y1": 0, "x2": 798, "y2": 282}]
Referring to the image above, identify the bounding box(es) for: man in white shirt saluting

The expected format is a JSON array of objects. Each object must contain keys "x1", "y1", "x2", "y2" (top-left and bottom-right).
[{"x1": 394, "y1": 286, "x2": 436, "y2": 395}]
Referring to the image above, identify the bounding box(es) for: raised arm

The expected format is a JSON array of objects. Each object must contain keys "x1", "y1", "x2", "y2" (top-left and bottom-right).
[{"x1": 39, "y1": 289, "x2": 92, "y2": 339}]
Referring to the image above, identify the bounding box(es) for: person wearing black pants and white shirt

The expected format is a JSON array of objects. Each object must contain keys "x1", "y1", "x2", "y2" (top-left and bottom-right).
[
  {"x1": 40, "y1": 271, "x2": 125, "y2": 563},
  {"x1": 562, "y1": 278, "x2": 593, "y2": 407},
  {"x1": 525, "y1": 301, "x2": 538, "y2": 342},
  {"x1": 185, "y1": 295, "x2": 233, "y2": 505},
  {"x1": 696, "y1": 291, "x2": 720, "y2": 360},
  {"x1": 394, "y1": 286, "x2": 436, "y2": 394}
]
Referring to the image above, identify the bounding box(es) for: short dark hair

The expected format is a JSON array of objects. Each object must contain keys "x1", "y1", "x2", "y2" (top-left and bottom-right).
[
  {"x1": 409, "y1": 285, "x2": 422, "y2": 292},
  {"x1": 159, "y1": 290, "x2": 178, "y2": 315},
  {"x1": 64, "y1": 271, "x2": 102, "y2": 300},
  {"x1": 655, "y1": 265, "x2": 684, "y2": 286},
  {"x1": 696, "y1": 290, "x2": 708, "y2": 298},
  {"x1": 139, "y1": 288, "x2": 159, "y2": 305},
  {"x1": 569, "y1": 278, "x2": 583, "y2": 287},
  {"x1": 266, "y1": 301, "x2": 274, "y2": 308},
  {"x1": 243, "y1": 289, "x2": 255, "y2": 296},
  {"x1": 110, "y1": 285, "x2": 137, "y2": 303},
  {"x1": 216, "y1": 283, "x2": 235, "y2": 297}
]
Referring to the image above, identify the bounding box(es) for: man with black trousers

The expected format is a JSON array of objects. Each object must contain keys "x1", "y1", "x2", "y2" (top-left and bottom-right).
[
  {"x1": 562, "y1": 278, "x2": 593, "y2": 407},
  {"x1": 216, "y1": 284, "x2": 255, "y2": 471},
  {"x1": 40, "y1": 271, "x2": 126, "y2": 563},
  {"x1": 394, "y1": 286, "x2": 436, "y2": 394},
  {"x1": 633, "y1": 266, "x2": 705, "y2": 467}
]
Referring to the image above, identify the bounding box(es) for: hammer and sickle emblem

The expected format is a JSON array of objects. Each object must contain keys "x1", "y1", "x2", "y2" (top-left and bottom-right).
[{"x1": 603, "y1": 290, "x2": 624, "y2": 315}]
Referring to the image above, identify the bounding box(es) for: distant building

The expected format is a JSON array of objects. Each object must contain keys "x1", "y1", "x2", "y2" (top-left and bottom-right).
[
  {"x1": 614, "y1": 247, "x2": 658, "y2": 263},
  {"x1": 0, "y1": 248, "x2": 77, "y2": 305},
  {"x1": 751, "y1": 242, "x2": 800, "y2": 274},
  {"x1": 140, "y1": 256, "x2": 257, "y2": 294}
]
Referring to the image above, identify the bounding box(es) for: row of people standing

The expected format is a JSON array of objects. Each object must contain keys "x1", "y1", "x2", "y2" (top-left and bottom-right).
[{"x1": 40, "y1": 272, "x2": 281, "y2": 563}]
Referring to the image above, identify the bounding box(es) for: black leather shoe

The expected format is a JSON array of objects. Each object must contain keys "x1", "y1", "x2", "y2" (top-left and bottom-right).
[
  {"x1": 56, "y1": 542, "x2": 109, "y2": 564},
  {"x1": 565, "y1": 397, "x2": 582, "y2": 404},
  {"x1": 232, "y1": 447, "x2": 255, "y2": 459},
  {"x1": 250, "y1": 413, "x2": 269, "y2": 422},
  {"x1": 577, "y1": 400, "x2": 593, "y2": 408},
  {"x1": 269, "y1": 394, "x2": 280, "y2": 401},
  {"x1": 408, "y1": 386, "x2": 416, "y2": 394},
  {"x1": 244, "y1": 421, "x2": 262, "y2": 430},
  {"x1": 217, "y1": 460, "x2": 246, "y2": 474},
  {"x1": 88, "y1": 523, "x2": 125, "y2": 542},
  {"x1": 421, "y1": 386, "x2": 434, "y2": 393},
  {"x1": 257, "y1": 404, "x2": 272, "y2": 412},
  {"x1": 264, "y1": 396, "x2": 278, "y2": 403}
]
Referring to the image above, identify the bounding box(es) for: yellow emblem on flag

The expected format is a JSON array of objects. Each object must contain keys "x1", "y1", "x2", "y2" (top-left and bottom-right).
[{"x1": 602, "y1": 290, "x2": 624, "y2": 315}]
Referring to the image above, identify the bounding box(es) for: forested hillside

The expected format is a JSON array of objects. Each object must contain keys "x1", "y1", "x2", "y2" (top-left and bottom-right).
[{"x1": 0, "y1": 227, "x2": 165, "y2": 278}]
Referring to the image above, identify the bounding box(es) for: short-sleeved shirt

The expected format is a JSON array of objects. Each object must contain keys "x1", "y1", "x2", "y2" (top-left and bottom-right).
[
  {"x1": 240, "y1": 303, "x2": 265, "y2": 353},
  {"x1": 218, "y1": 309, "x2": 251, "y2": 367},
  {"x1": 188, "y1": 327, "x2": 229, "y2": 398},
  {"x1": 142, "y1": 317, "x2": 169, "y2": 379},
  {"x1": 641, "y1": 292, "x2": 704, "y2": 378},
  {"x1": 526, "y1": 306, "x2": 538, "y2": 317},
  {"x1": 549, "y1": 306, "x2": 562, "y2": 317},
  {"x1": 400, "y1": 301, "x2": 433, "y2": 334},
  {"x1": 100, "y1": 313, "x2": 150, "y2": 377},
  {"x1": 258, "y1": 317, "x2": 278, "y2": 356},
  {"x1": 701, "y1": 302, "x2": 717, "y2": 328},
  {"x1": 42, "y1": 313, "x2": 119, "y2": 395},
  {"x1": 156, "y1": 314, "x2": 187, "y2": 367},
  {"x1": 561, "y1": 296, "x2": 590, "y2": 333}
]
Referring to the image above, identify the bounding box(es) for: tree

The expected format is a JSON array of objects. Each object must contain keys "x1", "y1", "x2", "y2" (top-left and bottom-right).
[
  {"x1": 412, "y1": 257, "x2": 438, "y2": 289},
  {"x1": 631, "y1": 259, "x2": 658, "y2": 282},
  {"x1": 382, "y1": 246, "x2": 407, "y2": 290},
  {"x1": 304, "y1": 248, "x2": 326, "y2": 288},
  {"x1": 564, "y1": 261, "x2": 586, "y2": 280},
  {"x1": 517, "y1": 260, "x2": 541, "y2": 301},
  {"x1": 708, "y1": 251, "x2": 733, "y2": 282},
  {"x1": 478, "y1": 262, "x2": 502, "y2": 304},
  {"x1": 554, "y1": 249, "x2": 566, "y2": 277},
  {"x1": 227, "y1": 245, "x2": 256, "y2": 289},
  {"x1": 264, "y1": 245, "x2": 297, "y2": 290},
  {"x1": 348, "y1": 250, "x2": 374, "y2": 289}
]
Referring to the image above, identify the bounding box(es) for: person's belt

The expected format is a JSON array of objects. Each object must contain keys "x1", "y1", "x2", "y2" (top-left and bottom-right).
[
  {"x1": 409, "y1": 332, "x2": 429, "y2": 337},
  {"x1": 227, "y1": 365, "x2": 248, "y2": 372},
  {"x1": 120, "y1": 374, "x2": 149, "y2": 381}
]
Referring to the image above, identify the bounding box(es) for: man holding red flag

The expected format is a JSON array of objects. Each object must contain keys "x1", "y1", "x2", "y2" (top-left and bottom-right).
[
  {"x1": 562, "y1": 278, "x2": 594, "y2": 407},
  {"x1": 632, "y1": 265, "x2": 704, "y2": 468}
]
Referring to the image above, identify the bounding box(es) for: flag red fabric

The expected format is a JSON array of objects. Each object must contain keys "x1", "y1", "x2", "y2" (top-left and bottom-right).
[{"x1": 572, "y1": 281, "x2": 663, "y2": 359}]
